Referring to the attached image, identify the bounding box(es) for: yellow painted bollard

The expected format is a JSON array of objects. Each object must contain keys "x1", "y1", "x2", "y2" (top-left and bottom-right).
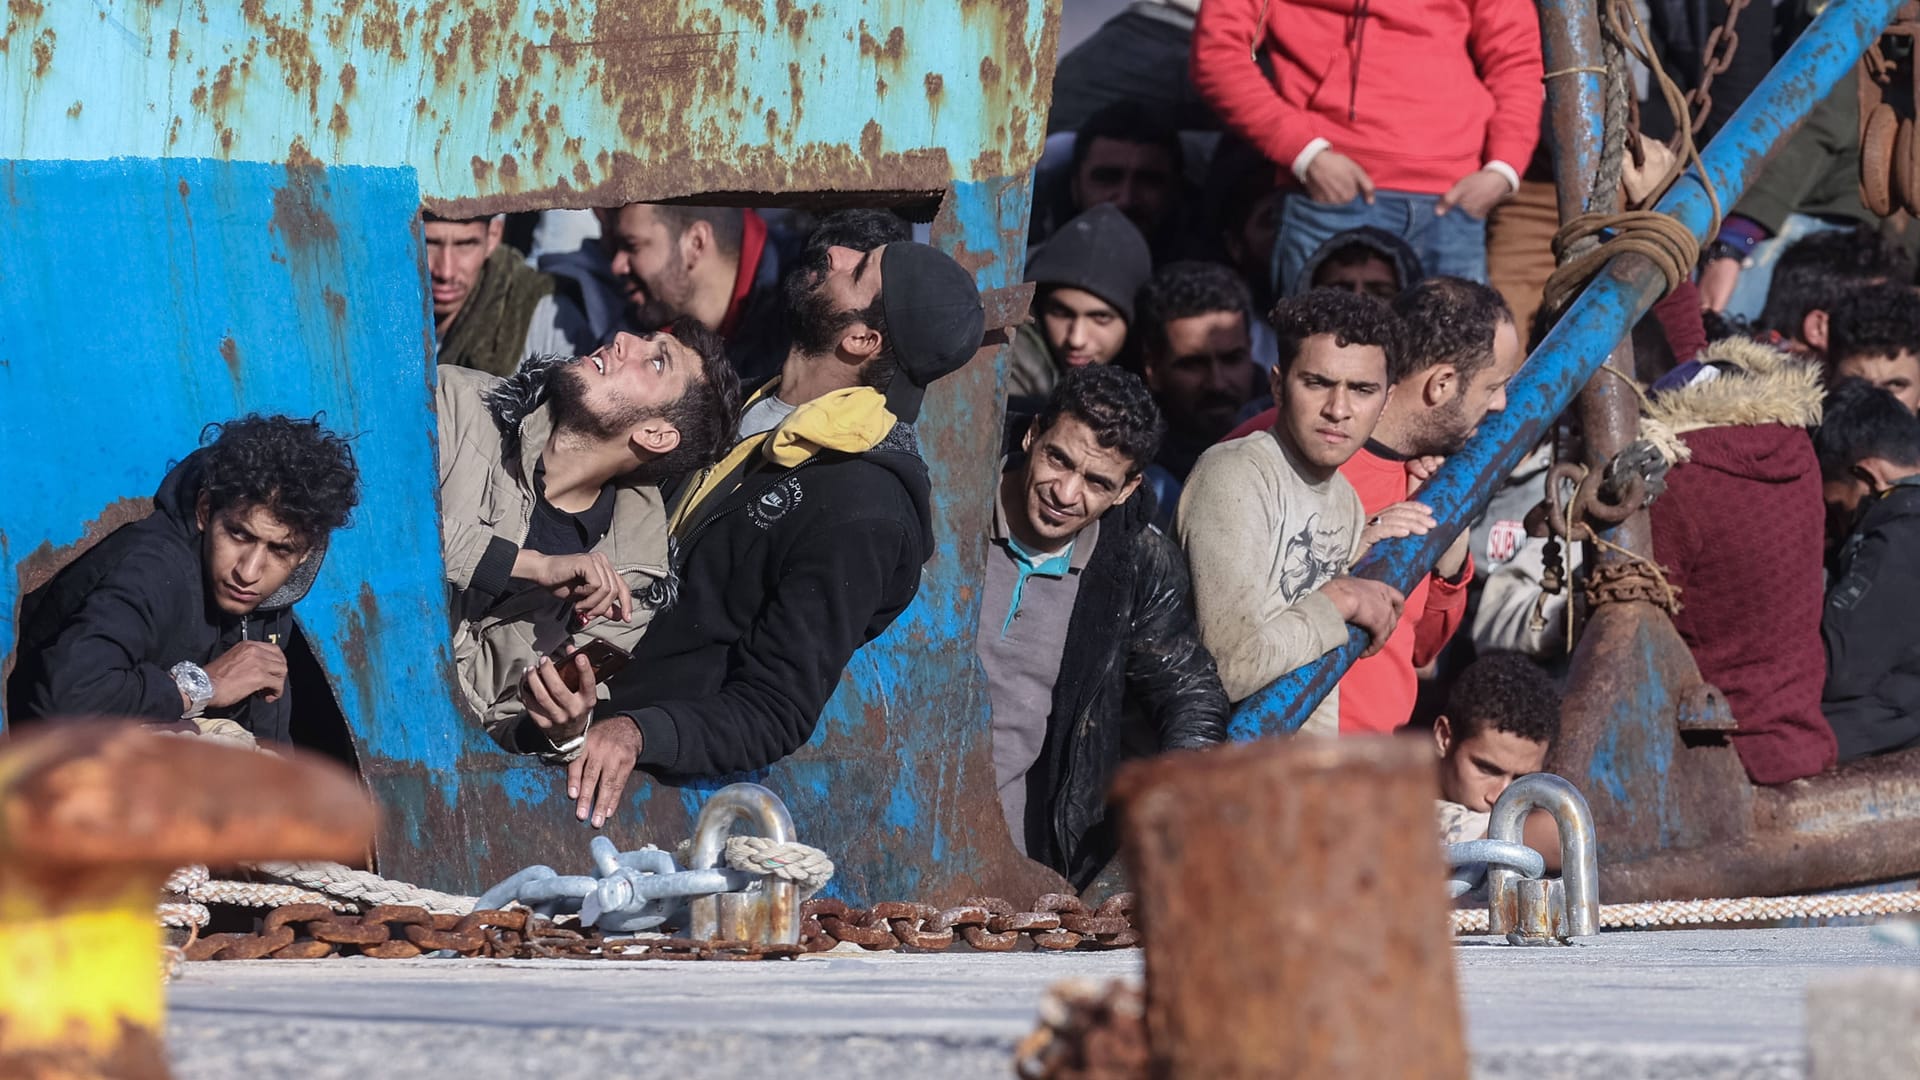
[{"x1": 0, "y1": 720, "x2": 377, "y2": 1079}]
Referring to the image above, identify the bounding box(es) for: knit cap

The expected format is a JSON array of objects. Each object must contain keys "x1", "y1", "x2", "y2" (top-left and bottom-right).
[{"x1": 1025, "y1": 204, "x2": 1152, "y2": 323}]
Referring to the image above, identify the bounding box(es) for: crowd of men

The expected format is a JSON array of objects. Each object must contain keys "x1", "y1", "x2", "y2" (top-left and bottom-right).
[{"x1": 15, "y1": 0, "x2": 1920, "y2": 887}]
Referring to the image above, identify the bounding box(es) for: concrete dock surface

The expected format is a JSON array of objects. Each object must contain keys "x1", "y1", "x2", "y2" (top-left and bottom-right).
[{"x1": 167, "y1": 926, "x2": 1916, "y2": 1078}]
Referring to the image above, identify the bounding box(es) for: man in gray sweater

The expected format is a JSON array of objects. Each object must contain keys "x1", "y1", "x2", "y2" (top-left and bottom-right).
[{"x1": 1177, "y1": 289, "x2": 1408, "y2": 733}]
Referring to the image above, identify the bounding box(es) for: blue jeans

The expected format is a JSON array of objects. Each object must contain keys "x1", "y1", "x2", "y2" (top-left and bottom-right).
[{"x1": 1273, "y1": 192, "x2": 1489, "y2": 294}]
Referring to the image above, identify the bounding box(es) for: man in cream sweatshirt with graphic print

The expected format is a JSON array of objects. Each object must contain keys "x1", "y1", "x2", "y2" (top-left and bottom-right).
[{"x1": 1178, "y1": 289, "x2": 1408, "y2": 733}]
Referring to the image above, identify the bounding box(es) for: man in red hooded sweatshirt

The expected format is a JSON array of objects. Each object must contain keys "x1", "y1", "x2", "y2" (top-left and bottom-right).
[
  {"x1": 1223, "y1": 278, "x2": 1525, "y2": 733},
  {"x1": 1191, "y1": 0, "x2": 1543, "y2": 292}
]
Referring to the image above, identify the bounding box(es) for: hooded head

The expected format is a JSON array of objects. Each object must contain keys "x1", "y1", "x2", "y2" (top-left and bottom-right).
[
  {"x1": 1025, "y1": 204, "x2": 1153, "y2": 370},
  {"x1": 1289, "y1": 227, "x2": 1425, "y2": 300}
]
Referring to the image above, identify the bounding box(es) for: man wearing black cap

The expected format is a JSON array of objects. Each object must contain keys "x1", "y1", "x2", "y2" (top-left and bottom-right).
[{"x1": 567, "y1": 240, "x2": 986, "y2": 825}]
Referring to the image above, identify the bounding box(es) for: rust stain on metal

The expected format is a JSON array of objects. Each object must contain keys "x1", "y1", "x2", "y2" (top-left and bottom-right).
[
  {"x1": 29, "y1": 25, "x2": 51, "y2": 76},
  {"x1": 218, "y1": 336, "x2": 241, "y2": 385},
  {"x1": 323, "y1": 287, "x2": 347, "y2": 328},
  {"x1": 338, "y1": 61, "x2": 356, "y2": 96},
  {"x1": 63, "y1": 99, "x2": 78, "y2": 118},
  {"x1": 1113, "y1": 737, "x2": 1467, "y2": 1077},
  {"x1": 270, "y1": 160, "x2": 340, "y2": 250},
  {"x1": 978, "y1": 54, "x2": 1001, "y2": 85},
  {"x1": 11, "y1": 498, "x2": 153, "y2": 602}
]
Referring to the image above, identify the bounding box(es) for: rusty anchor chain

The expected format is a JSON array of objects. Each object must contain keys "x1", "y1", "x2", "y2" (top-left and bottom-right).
[
  {"x1": 1683, "y1": 0, "x2": 1753, "y2": 139},
  {"x1": 174, "y1": 892, "x2": 1144, "y2": 963}
]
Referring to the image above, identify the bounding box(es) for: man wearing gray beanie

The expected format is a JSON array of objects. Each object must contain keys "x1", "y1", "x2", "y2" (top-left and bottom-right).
[{"x1": 1007, "y1": 204, "x2": 1153, "y2": 403}]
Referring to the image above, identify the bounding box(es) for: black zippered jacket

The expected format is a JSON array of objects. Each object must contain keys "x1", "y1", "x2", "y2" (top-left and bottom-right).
[
  {"x1": 6, "y1": 452, "x2": 313, "y2": 741},
  {"x1": 609, "y1": 423, "x2": 933, "y2": 776},
  {"x1": 1823, "y1": 480, "x2": 1920, "y2": 761},
  {"x1": 1022, "y1": 485, "x2": 1230, "y2": 888}
]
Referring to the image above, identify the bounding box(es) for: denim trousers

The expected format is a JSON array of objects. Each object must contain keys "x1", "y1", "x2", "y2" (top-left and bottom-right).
[{"x1": 1273, "y1": 190, "x2": 1489, "y2": 294}]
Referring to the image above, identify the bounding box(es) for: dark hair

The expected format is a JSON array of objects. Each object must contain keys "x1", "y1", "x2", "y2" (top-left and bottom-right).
[
  {"x1": 1826, "y1": 280, "x2": 1920, "y2": 366},
  {"x1": 198, "y1": 414, "x2": 360, "y2": 547},
  {"x1": 1445, "y1": 652, "x2": 1561, "y2": 747},
  {"x1": 1032, "y1": 365, "x2": 1165, "y2": 475},
  {"x1": 1070, "y1": 100, "x2": 1183, "y2": 178},
  {"x1": 420, "y1": 211, "x2": 493, "y2": 226},
  {"x1": 1760, "y1": 226, "x2": 1914, "y2": 339},
  {"x1": 646, "y1": 204, "x2": 746, "y2": 258},
  {"x1": 1391, "y1": 276, "x2": 1512, "y2": 384},
  {"x1": 1269, "y1": 287, "x2": 1405, "y2": 380},
  {"x1": 634, "y1": 315, "x2": 744, "y2": 485},
  {"x1": 1135, "y1": 261, "x2": 1251, "y2": 358},
  {"x1": 1815, "y1": 377, "x2": 1920, "y2": 478},
  {"x1": 807, "y1": 209, "x2": 913, "y2": 253}
]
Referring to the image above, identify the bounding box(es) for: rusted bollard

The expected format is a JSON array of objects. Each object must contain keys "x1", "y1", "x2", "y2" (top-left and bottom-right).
[
  {"x1": 1112, "y1": 736, "x2": 1466, "y2": 1079},
  {"x1": 0, "y1": 720, "x2": 377, "y2": 1080}
]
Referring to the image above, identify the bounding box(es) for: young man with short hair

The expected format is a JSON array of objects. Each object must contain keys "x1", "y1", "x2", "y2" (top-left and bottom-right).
[
  {"x1": 436, "y1": 323, "x2": 741, "y2": 761},
  {"x1": 9, "y1": 416, "x2": 360, "y2": 743},
  {"x1": 1178, "y1": 289, "x2": 1408, "y2": 733},
  {"x1": 425, "y1": 212, "x2": 594, "y2": 374},
  {"x1": 1137, "y1": 261, "x2": 1262, "y2": 516},
  {"x1": 1432, "y1": 652, "x2": 1560, "y2": 863},
  {"x1": 597, "y1": 203, "x2": 790, "y2": 382},
  {"x1": 1005, "y1": 204, "x2": 1154, "y2": 403},
  {"x1": 1756, "y1": 226, "x2": 1912, "y2": 356},
  {"x1": 1225, "y1": 277, "x2": 1524, "y2": 733},
  {"x1": 1033, "y1": 101, "x2": 1186, "y2": 262},
  {"x1": 1815, "y1": 378, "x2": 1920, "y2": 760},
  {"x1": 1827, "y1": 281, "x2": 1920, "y2": 414},
  {"x1": 568, "y1": 241, "x2": 985, "y2": 826},
  {"x1": 981, "y1": 365, "x2": 1228, "y2": 885}
]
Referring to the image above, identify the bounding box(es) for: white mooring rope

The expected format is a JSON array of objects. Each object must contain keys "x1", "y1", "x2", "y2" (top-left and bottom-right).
[{"x1": 1451, "y1": 888, "x2": 1920, "y2": 934}]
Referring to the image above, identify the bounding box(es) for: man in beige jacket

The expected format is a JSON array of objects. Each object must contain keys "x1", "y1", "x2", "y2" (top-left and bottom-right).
[
  {"x1": 1177, "y1": 289, "x2": 1407, "y2": 734},
  {"x1": 437, "y1": 320, "x2": 741, "y2": 759}
]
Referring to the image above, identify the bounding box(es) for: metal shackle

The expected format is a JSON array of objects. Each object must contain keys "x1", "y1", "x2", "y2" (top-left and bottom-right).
[
  {"x1": 1485, "y1": 773, "x2": 1600, "y2": 942},
  {"x1": 686, "y1": 783, "x2": 802, "y2": 945}
]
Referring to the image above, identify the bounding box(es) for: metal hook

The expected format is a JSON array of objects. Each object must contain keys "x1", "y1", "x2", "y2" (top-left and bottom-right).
[{"x1": 1486, "y1": 773, "x2": 1600, "y2": 943}]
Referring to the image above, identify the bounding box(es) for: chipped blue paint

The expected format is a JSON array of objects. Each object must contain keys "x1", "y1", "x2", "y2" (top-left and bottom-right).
[
  {"x1": 1230, "y1": 0, "x2": 1907, "y2": 738},
  {"x1": 2, "y1": 1, "x2": 1065, "y2": 901},
  {"x1": 3, "y1": 0, "x2": 1052, "y2": 213},
  {"x1": 0, "y1": 159, "x2": 481, "y2": 789}
]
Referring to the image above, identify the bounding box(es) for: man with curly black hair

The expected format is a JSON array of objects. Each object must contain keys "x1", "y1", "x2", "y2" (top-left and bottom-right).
[
  {"x1": 437, "y1": 321, "x2": 742, "y2": 762},
  {"x1": 9, "y1": 416, "x2": 360, "y2": 744},
  {"x1": 979, "y1": 365, "x2": 1228, "y2": 886},
  {"x1": 1827, "y1": 281, "x2": 1920, "y2": 414},
  {"x1": 1178, "y1": 288, "x2": 1407, "y2": 734},
  {"x1": 1432, "y1": 651, "x2": 1562, "y2": 872},
  {"x1": 1218, "y1": 277, "x2": 1521, "y2": 733}
]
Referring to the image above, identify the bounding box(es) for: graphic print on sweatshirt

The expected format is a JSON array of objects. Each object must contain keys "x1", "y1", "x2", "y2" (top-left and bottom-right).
[
  {"x1": 749, "y1": 476, "x2": 806, "y2": 530},
  {"x1": 1279, "y1": 512, "x2": 1350, "y2": 602}
]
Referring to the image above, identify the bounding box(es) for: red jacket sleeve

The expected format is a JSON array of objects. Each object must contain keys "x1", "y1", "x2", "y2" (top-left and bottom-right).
[
  {"x1": 1468, "y1": 0, "x2": 1546, "y2": 168},
  {"x1": 1414, "y1": 556, "x2": 1474, "y2": 667},
  {"x1": 1190, "y1": 0, "x2": 1320, "y2": 168}
]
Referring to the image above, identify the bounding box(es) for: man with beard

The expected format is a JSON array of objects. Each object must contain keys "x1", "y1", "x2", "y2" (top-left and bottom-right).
[
  {"x1": 1136, "y1": 262, "x2": 1262, "y2": 524},
  {"x1": 436, "y1": 322, "x2": 742, "y2": 759},
  {"x1": 425, "y1": 213, "x2": 594, "y2": 375},
  {"x1": 563, "y1": 240, "x2": 984, "y2": 827},
  {"x1": 598, "y1": 203, "x2": 789, "y2": 383},
  {"x1": 1227, "y1": 277, "x2": 1525, "y2": 733}
]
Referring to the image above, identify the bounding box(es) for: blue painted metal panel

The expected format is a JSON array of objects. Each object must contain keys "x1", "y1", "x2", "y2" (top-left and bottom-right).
[
  {"x1": 1, "y1": 0, "x2": 1055, "y2": 213},
  {"x1": 0, "y1": 156, "x2": 480, "y2": 781},
  {"x1": 1229, "y1": 0, "x2": 1906, "y2": 739}
]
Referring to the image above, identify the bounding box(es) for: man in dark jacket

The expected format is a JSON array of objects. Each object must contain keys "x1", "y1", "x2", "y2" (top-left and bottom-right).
[
  {"x1": 1815, "y1": 378, "x2": 1920, "y2": 760},
  {"x1": 981, "y1": 365, "x2": 1227, "y2": 886},
  {"x1": 7, "y1": 415, "x2": 360, "y2": 743},
  {"x1": 565, "y1": 240, "x2": 986, "y2": 827}
]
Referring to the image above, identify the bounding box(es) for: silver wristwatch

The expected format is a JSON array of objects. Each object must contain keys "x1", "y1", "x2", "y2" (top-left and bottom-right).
[{"x1": 170, "y1": 661, "x2": 214, "y2": 719}]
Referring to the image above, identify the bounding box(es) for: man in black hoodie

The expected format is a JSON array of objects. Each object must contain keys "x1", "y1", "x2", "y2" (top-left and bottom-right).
[
  {"x1": 1816, "y1": 378, "x2": 1920, "y2": 760},
  {"x1": 981, "y1": 365, "x2": 1227, "y2": 886},
  {"x1": 8, "y1": 415, "x2": 360, "y2": 743},
  {"x1": 568, "y1": 240, "x2": 986, "y2": 827}
]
